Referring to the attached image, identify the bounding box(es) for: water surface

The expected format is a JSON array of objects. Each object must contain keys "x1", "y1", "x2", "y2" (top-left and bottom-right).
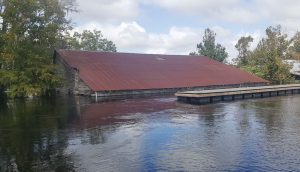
[{"x1": 1, "y1": 95, "x2": 300, "y2": 171}]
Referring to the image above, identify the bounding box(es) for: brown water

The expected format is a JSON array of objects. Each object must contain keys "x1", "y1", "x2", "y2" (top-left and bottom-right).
[{"x1": 1, "y1": 95, "x2": 300, "y2": 171}]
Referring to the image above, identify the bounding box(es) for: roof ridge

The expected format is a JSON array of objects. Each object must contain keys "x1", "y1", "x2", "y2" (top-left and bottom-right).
[{"x1": 57, "y1": 49, "x2": 209, "y2": 58}]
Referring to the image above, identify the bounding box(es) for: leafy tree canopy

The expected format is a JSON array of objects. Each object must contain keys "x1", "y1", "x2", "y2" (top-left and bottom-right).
[
  {"x1": 0, "y1": 0, "x2": 117, "y2": 98},
  {"x1": 0, "y1": 0, "x2": 76, "y2": 98},
  {"x1": 190, "y1": 28, "x2": 228, "y2": 62},
  {"x1": 288, "y1": 31, "x2": 300, "y2": 60},
  {"x1": 235, "y1": 36, "x2": 253, "y2": 67},
  {"x1": 237, "y1": 25, "x2": 294, "y2": 84},
  {"x1": 65, "y1": 29, "x2": 117, "y2": 52}
]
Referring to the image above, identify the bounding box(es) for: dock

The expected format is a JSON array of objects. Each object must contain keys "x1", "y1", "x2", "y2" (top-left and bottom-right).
[{"x1": 175, "y1": 84, "x2": 300, "y2": 104}]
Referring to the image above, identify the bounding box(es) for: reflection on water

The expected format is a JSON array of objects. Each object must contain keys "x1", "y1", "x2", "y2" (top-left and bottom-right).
[{"x1": 1, "y1": 95, "x2": 300, "y2": 171}]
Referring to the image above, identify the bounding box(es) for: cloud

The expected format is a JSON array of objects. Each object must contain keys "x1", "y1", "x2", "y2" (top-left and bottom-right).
[
  {"x1": 256, "y1": 0, "x2": 300, "y2": 32},
  {"x1": 258, "y1": 0, "x2": 300, "y2": 20},
  {"x1": 74, "y1": 22, "x2": 204, "y2": 55},
  {"x1": 70, "y1": 0, "x2": 140, "y2": 24},
  {"x1": 69, "y1": 0, "x2": 260, "y2": 26},
  {"x1": 74, "y1": 21, "x2": 261, "y2": 63},
  {"x1": 69, "y1": 0, "x2": 300, "y2": 63},
  {"x1": 143, "y1": 0, "x2": 259, "y2": 24},
  {"x1": 230, "y1": 30, "x2": 263, "y2": 63},
  {"x1": 143, "y1": 0, "x2": 238, "y2": 13},
  {"x1": 143, "y1": 0, "x2": 300, "y2": 28},
  {"x1": 70, "y1": 0, "x2": 300, "y2": 30}
]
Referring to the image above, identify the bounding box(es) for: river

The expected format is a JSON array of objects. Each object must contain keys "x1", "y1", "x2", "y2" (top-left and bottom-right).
[{"x1": 1, "y1": 95, "x2": 300, "y2": 171}]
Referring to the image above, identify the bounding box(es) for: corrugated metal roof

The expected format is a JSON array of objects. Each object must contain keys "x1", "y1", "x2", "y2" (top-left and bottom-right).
[{"x1": 56, "y1": 49, "x2": 269, "y2": 91}]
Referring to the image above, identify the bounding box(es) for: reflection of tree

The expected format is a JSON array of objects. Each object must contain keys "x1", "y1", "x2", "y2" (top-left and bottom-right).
[
  {"x1": 0, "y1": 96, "x2": 79, "y2": 171},
  {"x1": 190, "y1": 104, "x2": 227, "y2": 144},
  {"x1": 251, "y1": 99, "x2": 284, "y2": 131},
  {"x1": 197, "y1": 104, "x2": 226, "y2": 127},
  {"x1": 80, "y1": 127, "x2": 106, "y2": 145},
  {"x1": 87, "y1": 128, "x2": 105, "y2": 145}
]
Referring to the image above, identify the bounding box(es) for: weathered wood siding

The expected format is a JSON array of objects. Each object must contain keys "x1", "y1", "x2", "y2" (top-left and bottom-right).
[{"x1": 54, "y1": 54, "x2": 92, "y2": 95}]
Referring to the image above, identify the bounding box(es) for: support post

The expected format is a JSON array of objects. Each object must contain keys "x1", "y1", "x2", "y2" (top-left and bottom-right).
[{"x1": 95, "y1": 91, "x2": 98, "y2": 102}]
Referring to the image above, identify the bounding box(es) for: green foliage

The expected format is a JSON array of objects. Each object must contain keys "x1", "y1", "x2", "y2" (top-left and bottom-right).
[
  {"x1": 241, "y1": 65, "x2": 264, "y2": 78},
  {"x1": 235, "y1": 36, "x2": 253, "y2": 67},
  {"x1": 288, "y1": 32, "x2": 300, "y2": 60},
  {"x1": 236, "y1": 25, "x2": 294, "y2": 84},
  {"x1": 65, "y1": 29, "x2": 117, "y2": 52},
  {"x1": 0, "y1": 0, "x2": 75, "y2": 98},
  {"x1": 264, "y1": 25, "x2": 290, "y2": 60},
  {"x1": 191, "y1": 28, "x2": 228, "y2": 62}
]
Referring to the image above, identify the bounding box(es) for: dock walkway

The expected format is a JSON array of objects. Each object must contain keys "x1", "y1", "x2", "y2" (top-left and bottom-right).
[{"x1": 175, "y1": 84, "x2": 300, "y2": 104}]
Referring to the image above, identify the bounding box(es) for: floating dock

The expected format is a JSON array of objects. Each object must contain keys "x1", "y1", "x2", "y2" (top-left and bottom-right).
[{"x1": 175, "y1": 84, "x2": 300, "y2": 104}]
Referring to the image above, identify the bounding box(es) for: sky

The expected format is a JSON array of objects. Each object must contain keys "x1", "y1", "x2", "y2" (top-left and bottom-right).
[{"x1": 69, "y1": 0, "x2": 300, "y2": 61}]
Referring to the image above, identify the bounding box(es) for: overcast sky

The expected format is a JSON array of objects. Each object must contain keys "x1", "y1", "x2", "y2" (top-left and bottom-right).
[{"x1": 69, "y1": 0, "x2": 300, "y2": 61}]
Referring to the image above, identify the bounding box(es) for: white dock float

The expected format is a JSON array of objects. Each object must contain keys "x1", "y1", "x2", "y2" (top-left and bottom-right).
[{"x1": 175, "y1": 84, "x2": 300, "y2": 104}]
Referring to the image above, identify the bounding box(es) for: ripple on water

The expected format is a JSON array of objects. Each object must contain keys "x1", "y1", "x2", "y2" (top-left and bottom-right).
[{"x1": 1, "y1": 96, "x2": 300, "y2": 171}]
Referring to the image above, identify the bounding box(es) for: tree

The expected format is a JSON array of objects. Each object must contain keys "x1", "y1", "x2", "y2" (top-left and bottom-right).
[
  {"x1": 190, "y1": 28, "x2": 228, "y2": 62},
  {"x1": 264, "y1": 25, "x2": 290, "y2": 60},
  {"x1": 242, "y1": 25, "x2": 294, "y2": 84},
  {"x1": 0, "y1": 0, "x2": 76, "y2": 98},
  {"x1": 235, "y1": 36, "x2": 253, "y2": 66},
  {"x1": 288, "y1": 31, "x2": 300, "y2": 60},
  {"x1": 65, "y1": 29, "x2": 117, "y2": 52}
]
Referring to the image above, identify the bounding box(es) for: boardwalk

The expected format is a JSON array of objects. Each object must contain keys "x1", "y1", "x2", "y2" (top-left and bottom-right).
[{"x1": 176, "y1": 84, "x2": 300, "y2": 104}]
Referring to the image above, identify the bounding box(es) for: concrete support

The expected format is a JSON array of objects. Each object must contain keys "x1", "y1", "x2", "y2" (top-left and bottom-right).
[
  {"x1": 199, "y1": 97, "x2": 211, "y2": 104},
  {"x1": 95, "y1": 92, "x2": 98, "y2": 102},
  {"x1": 234, "y1": 95, "x2": 243, "y2": 100},
  {"x1": 188, "y1": 97, "x2": 211, "y2": 104},
  {"x1": 293, "y1": 89, "x2": 300, "y2": 94},
  {"x1": 244, "y1": 93, "x2": 253, "y2": 99},
  {"x1": 253, "y1": 93, "x2": 262, "y2": 98},
  {"x1": 262, "y1": 92, "x2": 270, "y2": 97},
  {"x1": 286, "y1": 90, "x2": 292, "y2": 95},
  {"x1": 212, "y1": 96, "x2": 222, "y2": 102},
  {"x1": 223, "y1": 95, "x2": 233, "y2": 101},
  {"x1": 278, "y1": 90, "x2": 286, "y2": 96},
  {"x1": 270, "y1": 91, "x2": 278, "y2": 96}
]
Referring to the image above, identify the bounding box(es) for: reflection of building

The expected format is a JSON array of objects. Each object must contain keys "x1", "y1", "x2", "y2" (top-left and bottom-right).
[
  {"x1": 54, "y1": 50, "x2": 268, "y2": 97},
  {"x1": 71, "y1": 97, "x2": 177, "y2": 129}
]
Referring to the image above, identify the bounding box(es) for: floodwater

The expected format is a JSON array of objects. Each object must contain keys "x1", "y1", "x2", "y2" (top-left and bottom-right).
[{"x1": 1, "y1": 95, "x2": 300, "y2": 172}]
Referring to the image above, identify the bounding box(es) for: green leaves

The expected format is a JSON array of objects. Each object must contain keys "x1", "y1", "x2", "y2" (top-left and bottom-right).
[
  {"x1": 235, "y1": 36, "x2": 253, "y2": 67},
  {"x1": 191, "y1": 28, "x2": 228, "y2": 62},
  {"x1": 288, "y1": 32, "x2": 300, "y2": 60},
  {"x1": 0, "y1": 0, "x2": 75, "y2": 98},
  {"x1": 237, "y1": 25, "x2": 294, "y2": 84},
  {"x1": 0, "y1": 0, "x2": 116, "y2": 98},
  {"x1": 65, "y1": 29, "x2": 117, "y2": 52}
]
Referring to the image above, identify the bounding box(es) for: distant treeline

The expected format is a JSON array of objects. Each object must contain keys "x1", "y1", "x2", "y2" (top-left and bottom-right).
[{"x1": 191, "y1": 25, "x2": 297, "y2": 84}]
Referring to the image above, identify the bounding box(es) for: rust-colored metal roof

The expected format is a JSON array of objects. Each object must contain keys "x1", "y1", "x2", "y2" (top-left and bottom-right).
[{"x1": 56, "y1": 49, "x2": 269, "y2": 91}]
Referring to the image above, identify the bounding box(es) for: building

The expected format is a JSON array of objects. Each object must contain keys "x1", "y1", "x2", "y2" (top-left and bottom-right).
[
  {"x1": 54, "y1": 49, "x2": 268, "y2": 97},
  {"x1": 285, "y1": 60, "x2": 300, "y2": 80}
]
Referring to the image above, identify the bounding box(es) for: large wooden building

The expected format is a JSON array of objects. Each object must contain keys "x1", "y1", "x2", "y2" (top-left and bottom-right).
[{"x1": 54, "y1": 49, "x2": 268, "y2": 97}]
